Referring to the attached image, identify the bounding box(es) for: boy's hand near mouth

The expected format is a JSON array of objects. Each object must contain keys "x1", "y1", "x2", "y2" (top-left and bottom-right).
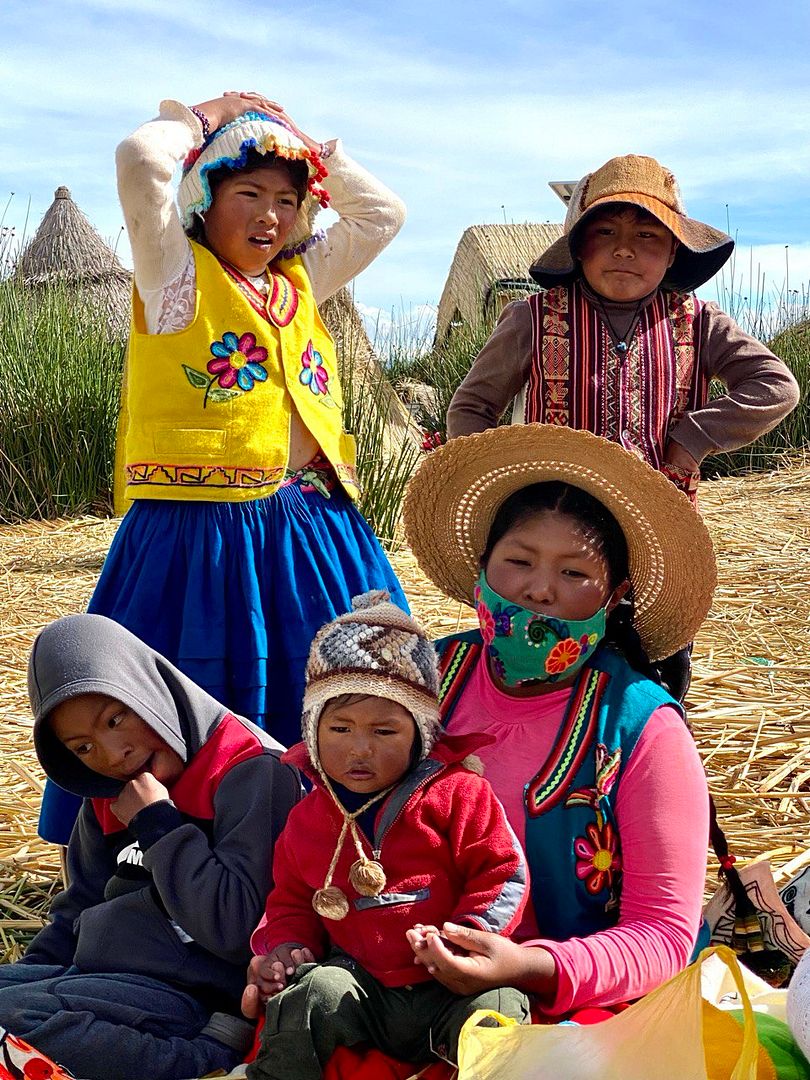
[{"x1": 111, "y1": 772, "x2": 171, "y2": 826}]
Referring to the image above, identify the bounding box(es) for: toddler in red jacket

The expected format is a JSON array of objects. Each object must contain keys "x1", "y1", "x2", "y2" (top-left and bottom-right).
[{"x1": 243, "y1": 591, "x2": 530, "y2": 1078}]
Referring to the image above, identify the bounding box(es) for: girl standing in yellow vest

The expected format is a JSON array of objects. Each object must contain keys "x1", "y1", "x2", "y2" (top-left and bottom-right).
[{"x1": 39, "y1": 91, "x2": 408, "y2": 843}]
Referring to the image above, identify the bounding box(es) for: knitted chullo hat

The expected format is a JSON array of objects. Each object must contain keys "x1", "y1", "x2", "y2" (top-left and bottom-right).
[
  {"x1": 303, "y1": 590, "x2": 440, "y2": 769},
  {"x1": 177, "y1": 109, "x2": 330, "y2": 259},
  {"x1": 302, "y1": 590, "x2": 441, "y2": 921},
  {"x1": 531, "y1": 153, "x2": 734, "y2": 292}
]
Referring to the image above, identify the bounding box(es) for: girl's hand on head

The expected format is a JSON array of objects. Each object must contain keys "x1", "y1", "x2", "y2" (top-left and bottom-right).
[
  {"x1": 189, "y1": 96, "x2": 254, "y2": 134},
  {"x1": 110, "y1": 772, "x2": 170, "y2": 827},
  {"x1": 409, "y1": 922, "x2": 555, "y2": 996},
  {"x1": 224, "y1": 91, "x2": 321, "y2": 153}
]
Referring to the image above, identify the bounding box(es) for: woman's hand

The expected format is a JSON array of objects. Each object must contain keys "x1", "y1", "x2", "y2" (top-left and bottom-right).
[
  {"x1": 224, "y1": 91, "x2": 322, "y2": 153},
  {"x1": 407, "y1": 922, "x2": 557, "y2": 996}
]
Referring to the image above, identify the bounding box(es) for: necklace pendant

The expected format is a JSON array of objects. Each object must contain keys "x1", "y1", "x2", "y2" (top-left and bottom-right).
[{"x1": 614, "y1": 340, "x2": 628, "y2": 355}]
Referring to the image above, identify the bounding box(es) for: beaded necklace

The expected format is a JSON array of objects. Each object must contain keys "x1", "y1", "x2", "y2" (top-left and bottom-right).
[{"x1": 594, "y1": 295, "x2": 645, "y2": 357}]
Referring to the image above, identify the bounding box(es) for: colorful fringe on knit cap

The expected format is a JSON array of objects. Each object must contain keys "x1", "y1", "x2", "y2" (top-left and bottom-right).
[
  {"x1": 301, "y1": 591, "x2": 442, "y2": 921},
  {"x1": 177, "y1": 108, "x2": 330, "y2": 258}
]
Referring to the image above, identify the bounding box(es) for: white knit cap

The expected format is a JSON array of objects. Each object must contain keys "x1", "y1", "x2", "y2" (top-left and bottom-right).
[{"x1": 177, "y1": 108, "x2": 330, "y2": 257}]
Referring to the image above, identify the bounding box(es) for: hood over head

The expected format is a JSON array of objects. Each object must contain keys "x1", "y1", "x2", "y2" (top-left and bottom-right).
[{"x1": 28, "y1": 614, "x2": 228, "y2": 799}]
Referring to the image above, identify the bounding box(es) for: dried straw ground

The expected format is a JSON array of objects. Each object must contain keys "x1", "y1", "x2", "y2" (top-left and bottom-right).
[{"x1": 1, "y1": 464, "x2": 809, "y2": 962}]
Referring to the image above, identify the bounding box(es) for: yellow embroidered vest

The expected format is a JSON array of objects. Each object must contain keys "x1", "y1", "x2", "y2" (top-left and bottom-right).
[{"x1": 116, "y1": 241, "x2": 358, "y2": 505}]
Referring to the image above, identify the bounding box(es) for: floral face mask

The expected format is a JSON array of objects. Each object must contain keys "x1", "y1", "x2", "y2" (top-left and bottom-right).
[{"x1": 474, "y1": 571, "x2": 607, "y2": 687}]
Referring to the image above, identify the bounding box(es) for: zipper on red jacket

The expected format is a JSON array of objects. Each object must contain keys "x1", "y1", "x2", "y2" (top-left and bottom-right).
[{"x1": 371, "y1": 762, "x2": 447, "y2": 860}]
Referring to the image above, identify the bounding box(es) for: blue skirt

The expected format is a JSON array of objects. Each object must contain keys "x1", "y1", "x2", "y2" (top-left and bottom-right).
[{"x1": 39, "y1": 481, "x2": 408, "y2": 843}]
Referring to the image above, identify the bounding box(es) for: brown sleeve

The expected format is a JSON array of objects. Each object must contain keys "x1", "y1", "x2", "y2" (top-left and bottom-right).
[
  {"x1": 669, "y1": 302, "x2": 801, "y2": 462},
  {"x1": 446, "y1": 301, "x2": 534, "y2": 438}
]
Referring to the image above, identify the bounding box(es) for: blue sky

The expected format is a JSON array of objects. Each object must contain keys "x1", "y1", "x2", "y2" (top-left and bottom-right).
[{"x1": 3, "y1": 0, "x2": 810, "y2": 338}]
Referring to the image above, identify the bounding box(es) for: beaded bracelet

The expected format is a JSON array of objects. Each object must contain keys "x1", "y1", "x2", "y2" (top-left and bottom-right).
[{"x1": 189, "y1": 106, "x2": 211, "y2": 143}]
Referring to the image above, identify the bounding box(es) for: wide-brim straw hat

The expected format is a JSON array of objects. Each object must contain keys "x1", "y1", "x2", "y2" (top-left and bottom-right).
[
  {"x1": 531, "y1": 154, "x2": 734, "y2": 292},
  {"x1": 403, "y1": 425, "x2": 716, "y2": 662},
  {"x1": 177, "y1": 109, "x2": 330, "y2": 258}
]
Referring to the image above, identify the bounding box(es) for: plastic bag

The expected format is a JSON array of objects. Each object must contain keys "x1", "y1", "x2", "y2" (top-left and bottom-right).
[{"x1": 456, "y1": 946, "x2": 771, "y2": 1080}]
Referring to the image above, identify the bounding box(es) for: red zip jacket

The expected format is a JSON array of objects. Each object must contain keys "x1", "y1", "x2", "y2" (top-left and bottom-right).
[{"x1": 251, "y1": 733, "x2": 529, "y2": 987}]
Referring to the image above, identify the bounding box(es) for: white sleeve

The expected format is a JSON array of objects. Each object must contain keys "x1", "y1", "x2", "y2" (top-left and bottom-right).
[
  {"x1": 115, "y1": 99, "x2": 201, "y2": 299},
  {"x1": 302, "y1": 141, "x2": 406, "y2": 305}
]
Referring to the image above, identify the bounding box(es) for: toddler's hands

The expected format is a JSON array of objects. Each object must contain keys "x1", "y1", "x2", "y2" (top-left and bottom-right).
[
  {"x1": 407, "y1": 923, "x2": 469, "y2": 958},
  {"x1": 240, "y1": 946, "x2": 315, "y2": 1018},
  {"x1": 110, "y1": 773, "x2": 170, "y2": 827}
]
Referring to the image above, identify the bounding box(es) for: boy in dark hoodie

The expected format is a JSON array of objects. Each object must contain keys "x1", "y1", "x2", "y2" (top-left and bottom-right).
[
  {"x1": 0, "y1": 613, "x2": 301, "y2": 1080},
  {"x1": 243, "y1": 592, "x2": 530, "y2": 1079}
]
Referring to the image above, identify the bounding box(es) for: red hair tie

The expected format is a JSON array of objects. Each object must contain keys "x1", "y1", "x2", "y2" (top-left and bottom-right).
[{"x1": 720, "y1": 854, "x2": 737, "y2": 870}]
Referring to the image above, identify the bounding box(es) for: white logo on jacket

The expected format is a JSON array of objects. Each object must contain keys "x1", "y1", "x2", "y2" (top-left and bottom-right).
[{"x1": 116, "y1": 841, "x2": 144, "y2": 867}]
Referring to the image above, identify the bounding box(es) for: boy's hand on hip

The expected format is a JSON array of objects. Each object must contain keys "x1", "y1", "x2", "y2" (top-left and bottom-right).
[
  {"x1": 110, "y1": 773, "x2": 170, "y2": 827},
  {"x1": 663, "y1": 440, "x2": 699, "y2": 475}
]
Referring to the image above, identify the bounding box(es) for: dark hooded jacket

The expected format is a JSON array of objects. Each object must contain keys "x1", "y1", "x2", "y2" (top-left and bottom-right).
[{"x1": 24, "y1": 614, "x2": 302, "y2": 1008}]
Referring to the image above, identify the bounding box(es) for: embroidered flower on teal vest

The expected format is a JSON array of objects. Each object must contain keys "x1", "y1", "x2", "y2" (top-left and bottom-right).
[{"x1": 574, "y1": 817, "x2": 621, "y2": 896}]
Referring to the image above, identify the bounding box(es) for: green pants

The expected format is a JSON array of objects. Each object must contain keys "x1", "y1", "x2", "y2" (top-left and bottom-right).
[{"x1": 247, "y1": 952, "x2": 530, "y2": 1079}]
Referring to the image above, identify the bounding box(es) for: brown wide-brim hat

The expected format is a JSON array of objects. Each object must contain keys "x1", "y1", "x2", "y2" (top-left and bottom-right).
[
  {"x1": 402, "y1": 425, "x2": 716, "y2": 662},
  {"x1": 531, "y1": 154, "x2": 734, "y2": 292}
]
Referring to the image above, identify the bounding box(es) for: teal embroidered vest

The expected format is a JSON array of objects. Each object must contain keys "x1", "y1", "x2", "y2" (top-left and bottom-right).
[{"x1": 435, "y1": 632, "x2": 682, "y2": 941}]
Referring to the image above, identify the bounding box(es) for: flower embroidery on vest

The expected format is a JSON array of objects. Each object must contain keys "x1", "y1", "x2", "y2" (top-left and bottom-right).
[
  {"x1": 570, "y1": 744, "x2": 623, "y2": 901},
  {"x1": 182, "y1": 331, "x2": 269, "y2": 407},
  {"x1": 574, "y1": 815, "x2": 621, "y2": 896},
  {"x1": 299, "y1": 340, "x2": 331, "y2": 397}
]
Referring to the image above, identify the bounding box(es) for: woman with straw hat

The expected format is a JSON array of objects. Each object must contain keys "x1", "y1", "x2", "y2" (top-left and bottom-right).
[{"x1": 402, "y1": 423, "x2": 716, "y2": 1014}]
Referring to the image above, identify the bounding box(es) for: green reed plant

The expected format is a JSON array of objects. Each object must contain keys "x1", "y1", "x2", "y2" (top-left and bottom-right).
[
  {"x1": 702, "y1": 247, "x2": 810, "y2": 477},
  {"x1": 0, "y1": 275, "x2": 124, "y2": 522},
  {"x1": 335, "y1": 323, "x2": 421, "y2": 549},
  {"x1": 385, "y1": 310, "x2": 498, "y2": 438}
]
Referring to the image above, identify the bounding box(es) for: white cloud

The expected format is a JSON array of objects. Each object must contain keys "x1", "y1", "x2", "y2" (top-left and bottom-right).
[{"x1": 4, "y1": 0, "x2": 810, "y2": 314}]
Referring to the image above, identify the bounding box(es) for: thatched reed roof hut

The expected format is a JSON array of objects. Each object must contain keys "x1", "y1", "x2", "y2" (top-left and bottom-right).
[
  {"x1": 435, "y1": 222, "x2": 563, "y2": 343},
  {"x1": 16, "y1": 186, "x2": 132, "y2": 332}
]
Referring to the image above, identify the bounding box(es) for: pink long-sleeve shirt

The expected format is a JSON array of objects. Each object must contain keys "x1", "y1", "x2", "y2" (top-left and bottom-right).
[{"x1": 446, "y1": 655, "x2": 709, "y2": 1015}]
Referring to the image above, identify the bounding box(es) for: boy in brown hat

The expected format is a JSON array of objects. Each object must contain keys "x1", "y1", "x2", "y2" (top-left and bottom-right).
[
  {"x1": 447, "y1": 153, "x2": 799, "y2": 504},
  {"x1": 242, "y1": 591, "x2": 529, "y2": 1078}
]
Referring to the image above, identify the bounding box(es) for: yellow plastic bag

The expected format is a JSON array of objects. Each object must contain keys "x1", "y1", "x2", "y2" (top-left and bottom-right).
[{"x1": 457, "y1": 946, "x2": 775, "y2": 1080}]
